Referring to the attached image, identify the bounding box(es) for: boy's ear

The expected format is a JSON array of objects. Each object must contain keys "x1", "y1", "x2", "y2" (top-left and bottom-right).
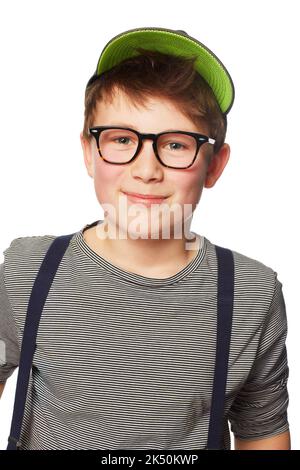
[
  {"x1": 204, "y1": 143, "x2": 230, "y2": 188},
  {"x1": 80, "y1": 131, "x2": 94, "y2": 178}
]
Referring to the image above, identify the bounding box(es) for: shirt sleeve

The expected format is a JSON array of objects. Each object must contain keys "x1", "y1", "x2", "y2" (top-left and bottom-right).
[
  {"x1": 228, "y1": 273, "x2": 290, "y2": 440},
  {"x1": 0, "y1": 262, "x2": 20, "y2": 383}
]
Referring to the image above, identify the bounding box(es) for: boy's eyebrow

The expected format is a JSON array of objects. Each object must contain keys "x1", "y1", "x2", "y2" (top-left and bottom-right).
[
  {"x1": 104, "y1": 123, "x2": 199, "y2": 133},
  {"x1": 107, "y1": 122, "x2": 137, "y2": 129}
]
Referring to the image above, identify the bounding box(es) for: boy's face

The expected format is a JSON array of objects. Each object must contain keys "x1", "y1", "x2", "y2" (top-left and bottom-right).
[{"x1": 80, "y1": 87, "x2": 230, "y2": 239}]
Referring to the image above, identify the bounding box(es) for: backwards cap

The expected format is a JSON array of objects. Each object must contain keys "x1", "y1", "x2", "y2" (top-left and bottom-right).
[{"x1": 86, "y1": 26, "x2": 235, "y2": 115}]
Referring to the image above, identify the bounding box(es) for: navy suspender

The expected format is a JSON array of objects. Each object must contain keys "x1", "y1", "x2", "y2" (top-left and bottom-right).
[
  {"x1": 7, "y1": 234, "x2": 75, "y2": 450},
  {"x1": 7, "y1": 238, "x2": 234, "y2": 450},
  {"x1": 206, "y1": 246, "x2": 234, "y2": 450}
]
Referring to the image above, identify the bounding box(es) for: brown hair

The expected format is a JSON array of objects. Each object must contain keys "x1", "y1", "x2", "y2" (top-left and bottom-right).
[{"x1": 82, "y1": 47, "x2": 227, "y2": 161}]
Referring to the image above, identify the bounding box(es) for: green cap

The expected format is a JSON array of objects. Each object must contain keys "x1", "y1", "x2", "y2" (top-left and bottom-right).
[{"x1": 86, "y1": 26, "x2": 235, "y2": 115}]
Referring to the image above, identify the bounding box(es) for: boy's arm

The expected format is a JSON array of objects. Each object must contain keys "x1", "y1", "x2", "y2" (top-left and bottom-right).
[
  {"x1": 0, "y1": 381, "x2": 5, "y2": 398},
  {"x1": 228, "y1": 274, "x2": 290, "y2": 449},
  {"x1": 235, "y1": 429, "x2": 291, "y2": 450},
  {"x1": 0, "y1": 262, "x2": 20, "y2": 386}
]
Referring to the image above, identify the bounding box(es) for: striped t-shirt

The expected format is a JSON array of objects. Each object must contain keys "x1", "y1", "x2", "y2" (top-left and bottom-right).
[{"x1": 0, "y1": 220, "x2": 289, "y2": 450}]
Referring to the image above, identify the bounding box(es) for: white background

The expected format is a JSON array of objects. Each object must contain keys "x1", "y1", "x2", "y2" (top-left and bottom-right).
[{"x1": 0, "y1": 0, "x2": 299, "y2": 450}]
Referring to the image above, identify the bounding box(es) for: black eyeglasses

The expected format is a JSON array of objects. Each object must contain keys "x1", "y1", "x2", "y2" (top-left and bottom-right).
[{"x1": 88, "y1": 126, "x2": 216, "y2": 169}]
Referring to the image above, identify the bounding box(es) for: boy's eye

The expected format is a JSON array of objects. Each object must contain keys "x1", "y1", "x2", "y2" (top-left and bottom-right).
[
  {"x1": 166, "y1": 142, "x2": 187, "y2": 151},
  {"x1": 113, "y1": 137, "x2": 133, "y2": 145}
]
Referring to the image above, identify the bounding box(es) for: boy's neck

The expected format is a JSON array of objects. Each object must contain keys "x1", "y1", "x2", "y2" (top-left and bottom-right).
[{"x1": 82, "y1": 223, "x2": 200, "y2": 279}]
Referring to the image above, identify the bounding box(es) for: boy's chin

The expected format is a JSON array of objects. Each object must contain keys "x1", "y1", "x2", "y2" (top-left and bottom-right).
[
  {"x1": 118, "y1": 219, "x2": 187, "y2": 241},
  {"x1": 100, "y1": 211, "x2": 188, "y2": 241}
]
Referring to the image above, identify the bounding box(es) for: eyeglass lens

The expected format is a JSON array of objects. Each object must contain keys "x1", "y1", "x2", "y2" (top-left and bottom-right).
[{"x1": 98, "y1": 128, "x2": 197, "y2": 168}]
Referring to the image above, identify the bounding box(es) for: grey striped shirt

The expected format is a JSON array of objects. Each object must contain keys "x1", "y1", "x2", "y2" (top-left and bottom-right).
[{"x1": 0, "y1": 220, "x2": 289, "y2": 449}]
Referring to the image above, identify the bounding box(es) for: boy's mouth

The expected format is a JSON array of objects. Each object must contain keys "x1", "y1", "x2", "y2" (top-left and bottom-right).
[{"x1": 121, "y1": 191, "x2": 169, "y2": 206}]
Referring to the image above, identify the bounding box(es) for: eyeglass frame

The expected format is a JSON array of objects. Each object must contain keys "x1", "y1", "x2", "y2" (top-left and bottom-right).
[{"x1": 88, "y1": 126, "x2": 216, "y2": 169}]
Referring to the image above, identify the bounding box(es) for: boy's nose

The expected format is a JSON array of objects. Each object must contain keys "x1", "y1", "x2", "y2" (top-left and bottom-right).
[
  {"x1": 130, "y1": 140, "x2": 164, "y2": 180},
  {"x1": 135, "y1": 139, "x2": 160, "y2": 165}
]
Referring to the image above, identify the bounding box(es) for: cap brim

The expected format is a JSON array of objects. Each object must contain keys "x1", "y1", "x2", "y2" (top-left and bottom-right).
[{"x1": 92, "y1": 27, "x2": 234, "y2": 114}]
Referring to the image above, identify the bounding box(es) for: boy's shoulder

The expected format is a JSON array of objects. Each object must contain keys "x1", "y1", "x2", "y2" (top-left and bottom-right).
[
  {"x1": 207, "y1": 238, "x2": 280, "y2": 309},
  {"x1": 208, "y1": 237, "x2": 277, "y2": 278},
  {"x1": 1, "y1": 234, "x2": 64, "y2": 322},
  {"x1": 231, "y1": 245, "x2": 276, "y2": 277},
  {"x1": 2, "y1": 234, "x2": 58, "y2": 284},
  {"x1": 3, "y1": 233, "x2": 57, "y2": 262},
  {"x1": 228, "y1": 243, "x2": 280, "y2": 309}
]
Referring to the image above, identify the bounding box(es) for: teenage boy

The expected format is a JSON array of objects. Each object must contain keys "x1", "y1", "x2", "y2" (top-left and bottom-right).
[{"x1": 0, "y1": 27, "x2": 290, "y2": 450}]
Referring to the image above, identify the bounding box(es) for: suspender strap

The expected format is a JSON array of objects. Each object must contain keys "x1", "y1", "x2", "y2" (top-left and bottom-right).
[
  {"x1": 7, "y1": 233, "x2": 75, "y2": 450},
  {"x1": 206, "y1": 245, "x2": 234, "y2": 450}
]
